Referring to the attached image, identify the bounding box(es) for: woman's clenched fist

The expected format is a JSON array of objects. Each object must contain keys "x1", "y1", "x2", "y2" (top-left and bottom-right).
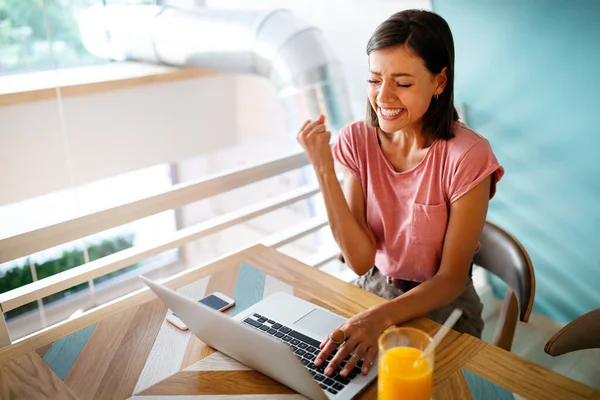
[{"x1": 296, "y1": 114, "x2": 335, "y2": 174}]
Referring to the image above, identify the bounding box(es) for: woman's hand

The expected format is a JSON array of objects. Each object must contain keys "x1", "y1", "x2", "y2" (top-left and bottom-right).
[
  {"x1": 296, "y1": 114, "x2": 335, "y2": 174},
  {"x1": 316, "y1": 307, "x2": 389, "y2": 378}
]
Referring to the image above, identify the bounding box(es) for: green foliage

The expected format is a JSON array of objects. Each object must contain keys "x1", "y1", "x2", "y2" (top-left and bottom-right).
[
  {"x1": 0, "y1": 0, "x2": 101, "y2": 73},
  {"x1": 0, "y1": 235, "x2": 136, "y2": 319}
]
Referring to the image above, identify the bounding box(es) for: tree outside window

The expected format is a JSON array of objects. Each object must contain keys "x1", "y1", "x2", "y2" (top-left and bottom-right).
[{"x1": 0, "y1": 0, "x2": 155, "y2": 75}]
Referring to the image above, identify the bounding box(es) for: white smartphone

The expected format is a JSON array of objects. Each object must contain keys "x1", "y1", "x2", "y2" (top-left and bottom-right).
[{"x1": 166, "y1": 291, "x2": 236, "y2": 331}]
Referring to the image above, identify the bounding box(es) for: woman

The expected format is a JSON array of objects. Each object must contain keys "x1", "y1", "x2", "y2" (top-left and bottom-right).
[{"x1": 296, "y1": 9, "x2": 504, "y2": 379}]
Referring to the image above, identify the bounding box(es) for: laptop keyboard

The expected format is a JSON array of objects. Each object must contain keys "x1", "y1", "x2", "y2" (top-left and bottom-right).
[{"x1": 243, "y1": 313, "x2": 363, "y2": 395}]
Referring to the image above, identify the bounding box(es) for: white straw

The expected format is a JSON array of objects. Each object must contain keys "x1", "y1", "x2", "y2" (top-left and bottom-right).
[{"x1": 419, "y1": 308, "x2": 463, "y2": 362}]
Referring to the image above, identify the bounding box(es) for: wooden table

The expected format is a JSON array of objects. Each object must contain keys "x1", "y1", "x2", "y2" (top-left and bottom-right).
[{"x1": 0, "y1": 245, "x2": 598, "y2": 400}]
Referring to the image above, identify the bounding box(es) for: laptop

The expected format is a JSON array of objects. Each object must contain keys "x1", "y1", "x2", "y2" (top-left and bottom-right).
[{"x1": 140, "y1": 276, "x2": 378, "y2": 400}]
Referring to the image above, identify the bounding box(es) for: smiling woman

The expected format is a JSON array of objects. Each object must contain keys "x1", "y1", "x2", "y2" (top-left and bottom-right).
[
  {"x1": 296, "y1": 9, "x2": 504, "y2": 379},
  {"x1": 365, "y1": 10, "x2": 458, "y2": 141}
]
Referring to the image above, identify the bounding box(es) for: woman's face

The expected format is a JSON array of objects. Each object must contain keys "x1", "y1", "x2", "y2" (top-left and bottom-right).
[{"x1": 368, "y1": 45, "x2": 445, "y2": 134}]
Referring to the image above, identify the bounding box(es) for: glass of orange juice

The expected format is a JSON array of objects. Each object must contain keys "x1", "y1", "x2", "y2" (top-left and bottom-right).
[{"x1": 378, "y1": 327, "x2": 434, "y2": 400}]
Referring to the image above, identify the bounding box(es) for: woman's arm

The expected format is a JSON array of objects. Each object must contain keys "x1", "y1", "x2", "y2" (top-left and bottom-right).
[
  {"x1": 317, "y1": 168, "x2": 377, "y2": 276},
  {"x1": 370, "y1": 176, "x2": 492, "y2": 326},
  {"x1": 296, "y1": 117, "x2": 376, "y2": 276}
]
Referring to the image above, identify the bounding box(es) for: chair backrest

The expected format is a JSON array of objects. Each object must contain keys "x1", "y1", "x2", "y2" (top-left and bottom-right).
[
  {"x1": 473, "y1": 221, "x2": 536, "y2": 351},
  {"x1": 544, "y1": 308, "x2": 600, "y2": 356}
]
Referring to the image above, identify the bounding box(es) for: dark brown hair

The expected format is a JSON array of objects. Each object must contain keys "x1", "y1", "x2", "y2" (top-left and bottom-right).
[{"x1": 366, "y1": 9, "x2": 458, "y2": 140}]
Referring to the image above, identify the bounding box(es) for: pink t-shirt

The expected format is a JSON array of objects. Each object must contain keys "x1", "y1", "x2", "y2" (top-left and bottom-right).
[{"x1": 332, "y1": 120, "x2": 504, "y2": 282}]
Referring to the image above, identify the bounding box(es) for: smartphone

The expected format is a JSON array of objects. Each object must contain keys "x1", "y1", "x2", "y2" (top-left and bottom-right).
[{"x1": 166, "y1": 291, "x2": 236, "y2": 331}]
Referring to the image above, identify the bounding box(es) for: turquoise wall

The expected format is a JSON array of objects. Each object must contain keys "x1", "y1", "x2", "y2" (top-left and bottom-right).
[{"x1": 432, "y1": 0, "x2": 600, "y2": 323}]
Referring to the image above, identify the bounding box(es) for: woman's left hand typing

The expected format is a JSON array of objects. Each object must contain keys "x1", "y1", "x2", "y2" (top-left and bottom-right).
[{"x1": 315, "y1": 306, "x2": 389, "y2": 377}]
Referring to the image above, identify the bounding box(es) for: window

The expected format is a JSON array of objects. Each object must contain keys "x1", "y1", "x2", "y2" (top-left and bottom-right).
[
  {"x1": 0, "y1": 163, "x2": 178, "y2": 339},
  {"x1": 0, "y1": 0, "x2": 156, "y2": 75}
]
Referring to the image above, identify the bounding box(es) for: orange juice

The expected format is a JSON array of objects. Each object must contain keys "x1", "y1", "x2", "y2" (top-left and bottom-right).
[{"x1": 378, "y1": 347, "x2": 432, "y2": 400}]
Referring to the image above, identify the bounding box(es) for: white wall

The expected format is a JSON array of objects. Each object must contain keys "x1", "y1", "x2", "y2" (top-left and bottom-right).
[
  {"x1": 235, "y1": 75, "x2": 287, "y2": 147},
  {"x1": 0, "y1": 75, "x2": 238, "y2": 206}
]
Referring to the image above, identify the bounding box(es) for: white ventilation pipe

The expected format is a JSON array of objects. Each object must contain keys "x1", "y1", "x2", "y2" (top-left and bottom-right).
[{"x1": 79, "y1": 4, "x2": 354, "y2": 134}]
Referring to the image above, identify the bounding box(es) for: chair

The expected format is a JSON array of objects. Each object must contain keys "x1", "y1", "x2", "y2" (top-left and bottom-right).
[
  {"x1": 544, "y1": 308, "x2": 600, "y2": 356},
  {"x1": 473, "y1": 221, "x2": 536, "y2": 352},
  {"x1": 338, "y1": 221, "x2": 535, "y2": 352}
]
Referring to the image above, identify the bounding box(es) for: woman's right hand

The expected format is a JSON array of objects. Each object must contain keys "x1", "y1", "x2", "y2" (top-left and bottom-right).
[{"x1": 296, "y1": 114, "x2": 335, "y2": 174}]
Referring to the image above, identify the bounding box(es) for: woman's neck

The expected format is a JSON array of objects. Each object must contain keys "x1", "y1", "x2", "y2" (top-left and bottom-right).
[{"x1": 379, "y1": 123, "x2": 435, "y2": 151}]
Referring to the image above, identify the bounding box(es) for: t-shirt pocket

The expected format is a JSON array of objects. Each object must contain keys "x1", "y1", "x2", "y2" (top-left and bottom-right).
[{"x1": 410, "y1": 203, "x2": 449, "y2": 244}]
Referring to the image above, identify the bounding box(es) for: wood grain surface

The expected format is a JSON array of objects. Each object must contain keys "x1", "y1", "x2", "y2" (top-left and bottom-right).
[{"x1": 0, "y1": 244, "x2": 598, "y2": 400}]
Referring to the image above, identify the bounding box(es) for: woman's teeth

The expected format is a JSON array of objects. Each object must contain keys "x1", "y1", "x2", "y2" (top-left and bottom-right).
[{"x1": 380, "y1": 108, "x2": 403, "y2": 116}]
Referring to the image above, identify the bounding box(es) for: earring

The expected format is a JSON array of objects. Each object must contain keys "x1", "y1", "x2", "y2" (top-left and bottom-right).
[{"x1": 434, "y1": 94, "x2": 439, "y2": 100}]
